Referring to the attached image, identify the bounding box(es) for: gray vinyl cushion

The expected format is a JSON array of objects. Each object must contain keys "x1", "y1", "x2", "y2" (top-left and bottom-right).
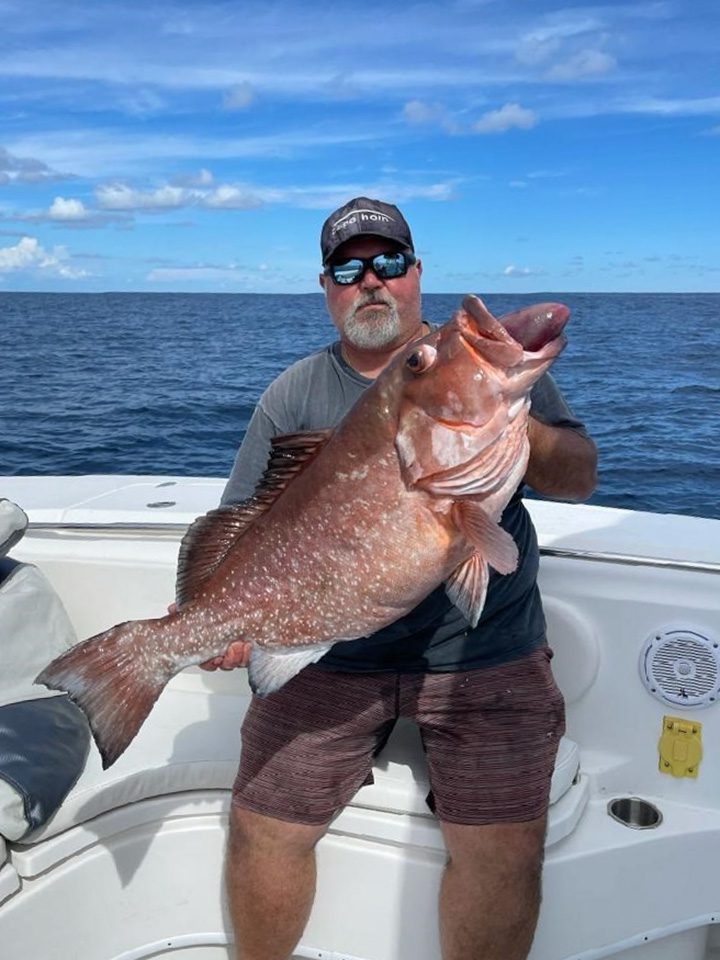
[
  {"x1": 0, "y1": 697, "x2": 90, "y2": 840},
  {"x1": 0, "y1": 500, "x2": 27, "y2": 558},
  {"x1": 0, "y1": 504, "x2": 91, "y2": 840}
]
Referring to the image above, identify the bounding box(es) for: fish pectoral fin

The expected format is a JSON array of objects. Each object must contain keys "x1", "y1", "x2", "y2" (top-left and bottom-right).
[
  {"x1": 454, "y1": 501, "x2": 518, "y2": 574},
  {"x1": 445, "y1": 554, "x2": 490, "y2": 628},
  {"x1": 248, "y1": 643, "x2": 333, "y2": 697}
]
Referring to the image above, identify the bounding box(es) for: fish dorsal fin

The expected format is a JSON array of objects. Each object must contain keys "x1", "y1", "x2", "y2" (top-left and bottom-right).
[
  {"x1": 253, "y1": 430, "x2": 333, "y2": 500},
  {"x1": 176, "y1": 429, "x2": 331, "y2": 606}
]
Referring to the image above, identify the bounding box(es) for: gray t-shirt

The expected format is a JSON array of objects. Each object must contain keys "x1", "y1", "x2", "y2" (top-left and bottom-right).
[{"x1": 223, "y1": 340, "x2": 588, "y2": 672}]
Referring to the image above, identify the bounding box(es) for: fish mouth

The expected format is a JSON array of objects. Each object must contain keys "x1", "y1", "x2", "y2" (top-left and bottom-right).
[
  {"x1": 499, "y1": 302, "x2": 570, "y2": 352},
  {"x1": 458, "y1": 295, "x2": 569, "y2": 362},
  {"x1": 456, "y1": 297, "x2": 525, "y2": 367}
]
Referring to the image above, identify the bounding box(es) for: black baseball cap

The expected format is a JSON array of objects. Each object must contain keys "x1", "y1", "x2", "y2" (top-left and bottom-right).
[{"x1": 320, "y1": 197, "x2": 414, "y2": 264}]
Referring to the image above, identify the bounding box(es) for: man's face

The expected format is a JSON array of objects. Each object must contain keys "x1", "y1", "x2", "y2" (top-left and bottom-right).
[{"x1": 320, "y1": 235, "x2": 423, "y2": 352}]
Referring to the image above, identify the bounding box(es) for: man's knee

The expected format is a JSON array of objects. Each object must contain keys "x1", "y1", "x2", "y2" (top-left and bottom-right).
[
  {"x1": 441, "y1": 816, "x2": 548, "y2": 881},
  {"x1": 228, "y1": 804, "x2": 330, "y2": 860}
]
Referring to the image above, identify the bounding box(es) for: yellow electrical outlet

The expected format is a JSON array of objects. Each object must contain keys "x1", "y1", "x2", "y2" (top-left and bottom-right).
[{"x1": 659, "y1": 716, "x2": 702, "y2": 778}]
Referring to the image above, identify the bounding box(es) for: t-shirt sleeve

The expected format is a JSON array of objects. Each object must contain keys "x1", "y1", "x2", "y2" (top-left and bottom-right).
[
  {"x1": 220, "y1": 357, "x2": 319, "y2": 505},
  {"x1": 529, "y1": 372, "x2": 589, "y2": 438},
  {"x1": 221, "y1": 402, "x2": 280, "y2": 505}
]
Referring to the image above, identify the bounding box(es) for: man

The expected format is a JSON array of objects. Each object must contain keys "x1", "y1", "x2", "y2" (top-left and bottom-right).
[{"x1": 208, "y1": 197, "x2": 598, "y2": 960}]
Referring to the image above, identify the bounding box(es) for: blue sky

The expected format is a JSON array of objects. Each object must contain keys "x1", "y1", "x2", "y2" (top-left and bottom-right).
[{"x1": 1, "y1": 0, "x2": 718, "y2": 293}]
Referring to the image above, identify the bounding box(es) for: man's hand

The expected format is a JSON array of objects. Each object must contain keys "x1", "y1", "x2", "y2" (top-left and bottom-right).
[
  {"x1": 200, "y1": 641, "x2": 253, "y2": 672},
  {"x1": 167, "y1": 602, "x2": 252, "y2": 672}
]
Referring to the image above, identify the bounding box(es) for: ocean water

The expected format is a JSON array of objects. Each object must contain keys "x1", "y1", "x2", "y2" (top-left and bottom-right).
[{"x1": 1, "y1": 291, "x2": 718, "y2": 520}]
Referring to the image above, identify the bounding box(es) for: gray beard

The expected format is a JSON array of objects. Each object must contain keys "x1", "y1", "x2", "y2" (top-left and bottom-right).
[{"x1": 342, "y1": 299, "x2": 401, "y2": 350}]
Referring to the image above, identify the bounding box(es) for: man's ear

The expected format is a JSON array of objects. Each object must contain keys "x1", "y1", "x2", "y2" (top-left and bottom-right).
[{"x1": 319, "y1": 272, "x2": 327, "y2": 290}]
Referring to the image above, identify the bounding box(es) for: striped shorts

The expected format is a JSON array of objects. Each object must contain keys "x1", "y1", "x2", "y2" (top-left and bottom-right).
[{"x1": 232, "y1": 646, "x2": 565, "y2": 826}]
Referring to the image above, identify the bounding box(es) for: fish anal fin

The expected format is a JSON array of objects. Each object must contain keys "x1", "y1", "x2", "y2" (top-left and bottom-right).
[
  {"x1": 454, "y1": 501, "x2": 518, "y2": 574},
  {"x1": 176, "y1": 429, "x2": 332, "y2": 606},
  {"x1": 445, "y1": 555, "x2": 489, "y2": 627},
  {"x1": 35, "y1": 621, "x2": 175, "y2": 769},
  {"x1": 248, "y1": 643, "x2": 333, "y2": 697}
]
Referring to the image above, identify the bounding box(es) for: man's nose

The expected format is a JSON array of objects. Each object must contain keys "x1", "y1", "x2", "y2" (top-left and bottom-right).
[{"x1": 359, "y1": 265, "x2": 383, "y2": 290}]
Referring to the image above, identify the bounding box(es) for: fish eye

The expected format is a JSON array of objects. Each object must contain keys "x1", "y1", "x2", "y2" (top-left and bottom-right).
[{"x1": 405, "y1": 343, "x2": 437, "y2": 374}]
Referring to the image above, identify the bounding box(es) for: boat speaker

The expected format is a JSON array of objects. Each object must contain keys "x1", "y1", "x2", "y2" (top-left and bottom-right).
[{"x1": 640, "y1": 627, "x2": 720, "y2": 709}]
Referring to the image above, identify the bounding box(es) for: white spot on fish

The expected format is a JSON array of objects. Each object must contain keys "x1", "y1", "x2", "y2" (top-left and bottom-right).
[
  {"x1": 395, "y1": 429, "x2": 416, "y2": 466},
  {"x1": 508, "y1": 397, "x2": 528, "y2": 421}
]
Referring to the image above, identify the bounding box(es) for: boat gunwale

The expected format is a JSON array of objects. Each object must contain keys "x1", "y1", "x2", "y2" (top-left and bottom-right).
[{"x1": 22, "y1": 522, "x2": 720, "y2": 575}]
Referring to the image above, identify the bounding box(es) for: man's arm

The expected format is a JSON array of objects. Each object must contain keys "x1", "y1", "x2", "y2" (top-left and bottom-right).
[
  {"x1": 222, "y1": 403, "x2": 281, "y2": 505},
  {"x1": 525, "y1": 417, "x2": 598, "y2": 502}
]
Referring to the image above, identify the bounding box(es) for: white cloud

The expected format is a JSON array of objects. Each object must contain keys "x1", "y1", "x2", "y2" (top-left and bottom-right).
[
  {"x1": 204, "y1": 185, "x2": 263, "y2": 209},
  {"x1": 223, "y1": 82, "x2": 255, "y2": 110},
  {"x1": 49, "y1": 197, "x2": 89, "y2": 220},
  {"x1": 174, "y1": 168, "x2": 214, "y2": 186},
  {"x1": 514, "y1": 14, "x2": 605, "y2": 66},
  {"x1": 96, "y1": 183, "x2": 190, "y2": 211},
  {"x1": 474, "y1": 103, "x2": 538, "y2": 134},
  {"x1": 545, "y1": 49, "x2": 616, "y2": 82},
  {"x1": 403, "y1": 100, "x2": 445, "y2": 125},
  {"x1": 503, "y1": 264, "x2": 542, "y2": 277},
  {"x1": 509, "y1": 180, "x2": 528, "y2": 189},
  {"x1": 91, "y1": 176, "x2": 458, "y2": 215},
  {"x1": 620, "y1": 95, "x2": 720, "y2": 117},
  {"x1": 514, "y1": 34, "x2": 562, "y2": 67},
  {"x1": 0, "y1": 147, "x2": 69, "y2": 184},
  {"x1": 0, "y1": 235, "x2": 87, "y2": 277}
]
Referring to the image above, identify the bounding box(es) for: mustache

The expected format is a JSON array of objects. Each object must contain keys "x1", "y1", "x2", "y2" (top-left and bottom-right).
[{"x1": 351, "y1": 293, "x2": 395, "y2": 313}]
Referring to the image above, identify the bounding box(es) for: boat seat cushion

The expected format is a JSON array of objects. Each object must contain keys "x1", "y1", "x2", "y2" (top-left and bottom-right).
[
  {"x1": 0, "y1": 559, "x2": 79, "y2": 708},
  {"x1": 0, "y1": 697, "x2": 90, "y2": 841},
  {"x1": 0, "y1": 509, "x2": 91, "y2": 841},
  {"x1": 20, "y1": 678, "x2": 580, "y2": 844},
  {"x1": 22, "y1": 683, "x2": 247, "y2": 843},
  {"x1": 0, "y1": 499, "x2": 27, "y2": 559}
]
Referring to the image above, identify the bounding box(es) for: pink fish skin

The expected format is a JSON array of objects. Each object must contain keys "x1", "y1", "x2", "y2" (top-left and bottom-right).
[{"x1": 36, "y1": 295, "x2": 568, "y2": 768}]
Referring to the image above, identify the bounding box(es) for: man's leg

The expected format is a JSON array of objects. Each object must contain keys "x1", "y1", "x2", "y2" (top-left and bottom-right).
[
  {"x1": 439, "y1": 816, "x2": 547, "y2": 960},
  {"x1": 409, "y1": 649, "x2": 565, "y2": 960},
  {"x1": 226, "y1": 805, "x2": 330, "y2": 960},
  {"x1": 227, "y1": 667, "x2": 396, "y2": 959}
]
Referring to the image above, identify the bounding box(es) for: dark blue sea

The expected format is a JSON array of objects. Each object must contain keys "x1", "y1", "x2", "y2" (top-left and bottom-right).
[{"x1": 1, "y1": 292, "x2": 718, "y2": 520}]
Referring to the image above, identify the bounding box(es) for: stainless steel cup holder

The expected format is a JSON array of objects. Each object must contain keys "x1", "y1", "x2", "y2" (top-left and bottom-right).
[{"x1": 607, "y1": 796, "x2": 663, "y2": 829}]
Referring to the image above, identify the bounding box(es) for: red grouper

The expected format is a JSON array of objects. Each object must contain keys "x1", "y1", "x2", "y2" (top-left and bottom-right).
[{"x1": 37, "y1": 295, "x2": 569, "y2": 768}]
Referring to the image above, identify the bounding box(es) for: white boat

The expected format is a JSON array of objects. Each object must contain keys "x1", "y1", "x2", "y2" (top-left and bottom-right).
[{"x1": 1, "y1": 474, "x2": 719, "y2": 960}]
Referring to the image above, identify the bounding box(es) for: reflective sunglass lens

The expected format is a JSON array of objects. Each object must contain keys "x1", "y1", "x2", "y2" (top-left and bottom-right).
[
  {"x1": 327, "y1": 251, "x2": 415, "y2": 285},
  {"x1": 374, "y1": 254, "x2": 403, "y2": 278},
  {"x1": 332, "y1": 260, "x2": 364, "y2": 284}
]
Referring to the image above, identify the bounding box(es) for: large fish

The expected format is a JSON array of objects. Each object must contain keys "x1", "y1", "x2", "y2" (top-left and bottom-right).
[{"x1": 37, "y1": 295, "x2": 569, "y2": 768}]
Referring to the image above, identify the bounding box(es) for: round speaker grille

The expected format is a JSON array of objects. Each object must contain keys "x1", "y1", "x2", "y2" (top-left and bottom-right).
[{"x1": 640, "y1": 628, "x2": 720, "y2": 708}]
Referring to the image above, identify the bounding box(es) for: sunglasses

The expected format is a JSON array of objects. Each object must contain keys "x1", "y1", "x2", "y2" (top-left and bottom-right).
[{"x1": 324, "y1": 251, "x2": 417, "y2": 286}]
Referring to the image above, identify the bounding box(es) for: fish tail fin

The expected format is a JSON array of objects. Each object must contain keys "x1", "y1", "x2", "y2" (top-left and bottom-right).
[{"x1": 36, "y1": 620, "x2": 175, "y2": 769}]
